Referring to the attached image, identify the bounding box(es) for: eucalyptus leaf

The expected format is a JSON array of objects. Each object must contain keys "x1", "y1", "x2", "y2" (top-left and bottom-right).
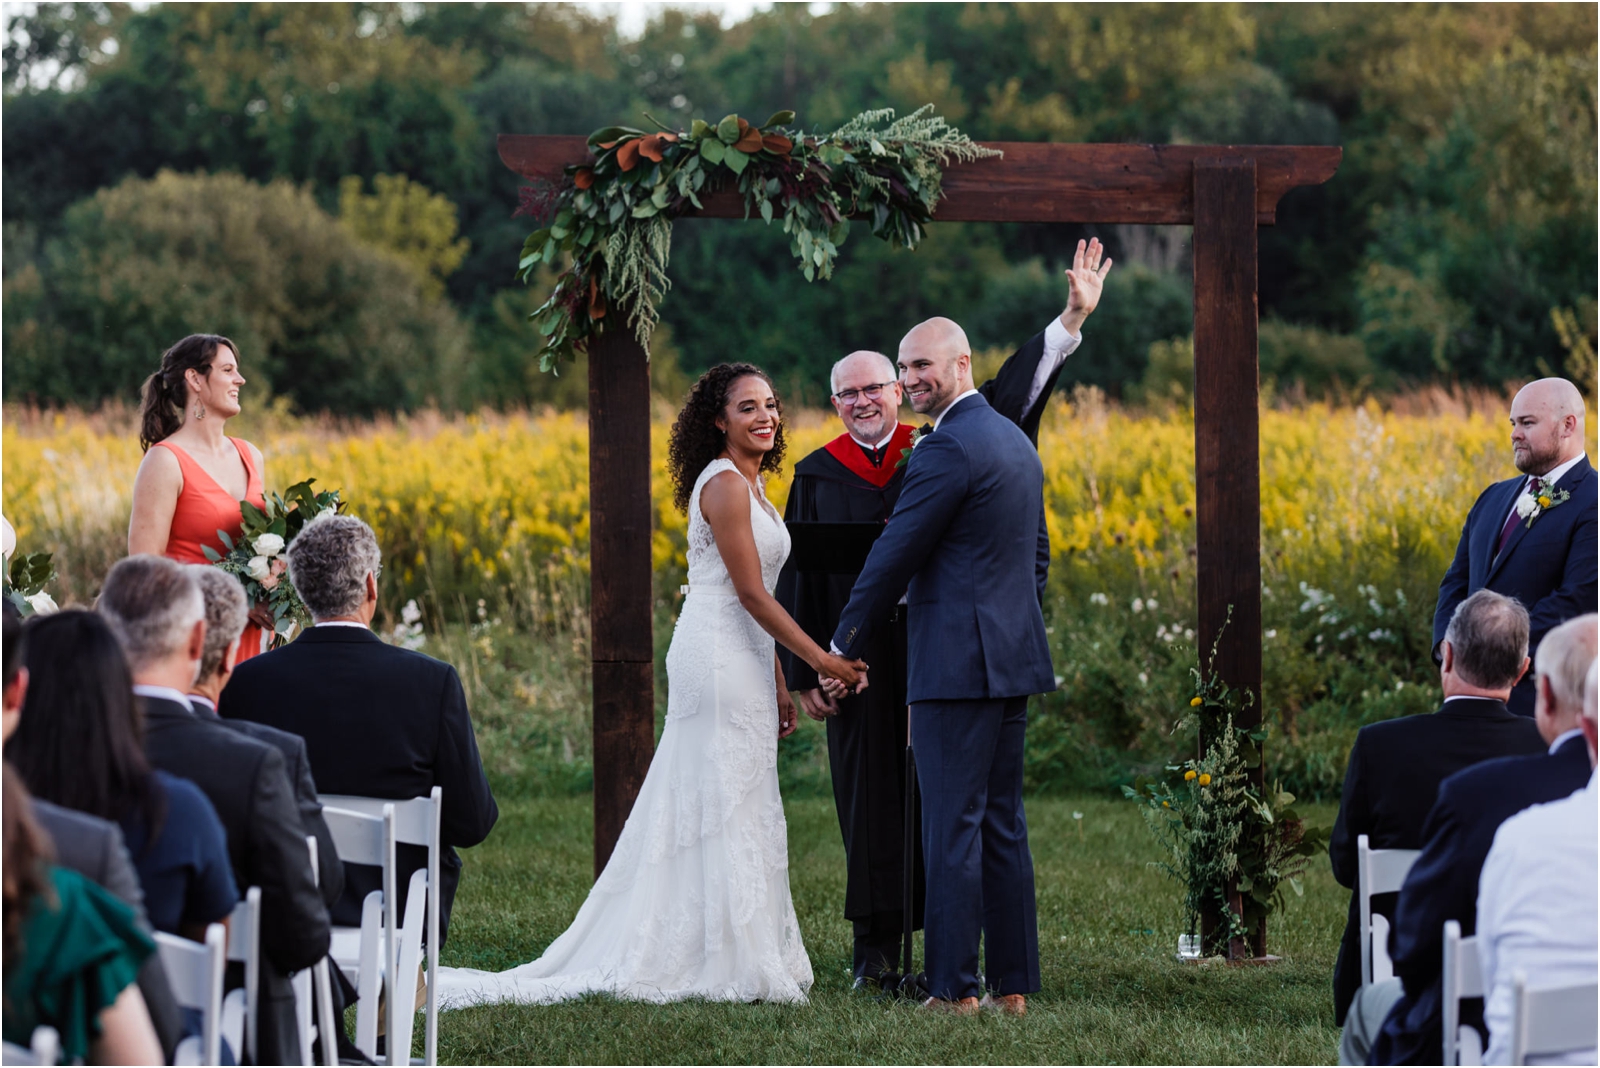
[
  {"x1": 689, "y1": 118, "x2": 711, "y2": 139},
  {"x1": 759, "y1": 198, "x2": 773, "y2": 223},
  {"x1": 631, "y1": 202, "x2": 659, "y2": 218},
  {"x1": 699, "y1": 138, "x2": 725, "y2": 165},
  {"x1": 724, "y1": 149, "x2": 749, "y2": 176},
  {"x1": 760, "y1": 110, "x2": 795, "y2": 130}
]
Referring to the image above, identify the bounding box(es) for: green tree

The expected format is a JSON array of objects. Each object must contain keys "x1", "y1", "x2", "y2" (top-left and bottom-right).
[{"x1": 339, "y1": 174, "x2": 470, "y2": 300}]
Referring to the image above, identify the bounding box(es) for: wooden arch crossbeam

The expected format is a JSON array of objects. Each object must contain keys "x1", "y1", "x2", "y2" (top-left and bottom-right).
[{"x1": 498, "y1": 136, "x2": 1341, "y2": 954}]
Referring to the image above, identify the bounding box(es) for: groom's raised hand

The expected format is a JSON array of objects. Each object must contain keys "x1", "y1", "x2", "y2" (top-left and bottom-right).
[{"x1": 1060, "y1": 237, "x2": 1113, "y2": 334}]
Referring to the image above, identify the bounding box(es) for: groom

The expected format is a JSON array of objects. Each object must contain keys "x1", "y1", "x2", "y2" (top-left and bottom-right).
[{"x1": 825, "y1": 315, "x2": 1053, "y2": 1016}]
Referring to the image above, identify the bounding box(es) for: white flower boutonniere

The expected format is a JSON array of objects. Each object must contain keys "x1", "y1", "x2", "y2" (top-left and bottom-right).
[
  {"x1": 894, "y1": 423, "x2": 934, "y2": 470},
  {"x1": 1517, "y1": 477, "x2": 1571, "y2": 528}
]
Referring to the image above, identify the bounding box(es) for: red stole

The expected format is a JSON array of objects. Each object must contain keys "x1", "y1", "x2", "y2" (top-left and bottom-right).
[{"x1": 821, "y1": 423, "x2": 915, "y2": 489}]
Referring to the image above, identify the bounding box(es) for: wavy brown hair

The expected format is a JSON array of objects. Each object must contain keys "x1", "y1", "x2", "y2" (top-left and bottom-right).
[
  {"x1": 3, "y1": 762, "x2": 53, "y2": 977},
  {"x1": 139, "y1": 333, "x2": 239, "y2": 451},
  {"x1": 668, "y1": 363, "x2": 787, "y2": 514}
]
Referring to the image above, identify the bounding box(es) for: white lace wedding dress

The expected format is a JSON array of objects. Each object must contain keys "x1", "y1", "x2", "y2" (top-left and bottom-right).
[{"x1": 437, "y1": 459, "x2": 813, "y2": 1006}]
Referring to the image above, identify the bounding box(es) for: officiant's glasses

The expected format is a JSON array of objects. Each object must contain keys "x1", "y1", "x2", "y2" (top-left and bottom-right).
[{"x1": 832, "y1": 382, "x2": 895, "y2": 404}]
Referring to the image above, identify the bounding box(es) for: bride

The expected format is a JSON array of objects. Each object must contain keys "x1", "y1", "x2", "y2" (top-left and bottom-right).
[{"x1": 439, "y1": 363, "x2": 869, "y2": 1007}]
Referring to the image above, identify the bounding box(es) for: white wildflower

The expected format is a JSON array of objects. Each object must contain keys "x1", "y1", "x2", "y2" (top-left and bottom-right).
[
  {"x1": 1132, "y1": 597, "x2": 1144, "y2": 613},
  {"x1": 1137, "y1": 671, "x2": 1149, "y2": 685},
  {"x1": 1265, "y1": 629, "x2": 1278, "y2": 639},
  {"x1": 400, "y1": 599, "x2": 422, "y2": 625},
  {"x1": 1147, "y1": 598, "x2": 1159, "y2": 610},
  {"x1": 1089, "y1": 592, "x2": 1109, "y2": 606}
]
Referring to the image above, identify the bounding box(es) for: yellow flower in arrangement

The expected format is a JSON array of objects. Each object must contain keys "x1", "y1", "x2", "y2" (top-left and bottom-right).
[
  {"x1": 1161, "y1": 800, "x2": 1170, "y2": 808},
  {"x1": 1197, "y1": 773, "x2": 1212, "y2": 786},
  {"x1": 1190, "y1": 696, "x2": 1204, "y2": 707},
  {"x1": 1183, "y1": 769, "x2": 1197, "y2": 781},
  {"x1": 1538, "y1": 495, "x2": 1552, "y2": 508}
]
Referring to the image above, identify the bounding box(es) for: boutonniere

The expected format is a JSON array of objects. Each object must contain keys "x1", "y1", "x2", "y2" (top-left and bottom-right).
[
  {"x1": 1514, "y1": 477, "x2": 1571, "y2": 528},
  {"x1": 895, "y1": 423, "x2": 934, "y2": 470}
]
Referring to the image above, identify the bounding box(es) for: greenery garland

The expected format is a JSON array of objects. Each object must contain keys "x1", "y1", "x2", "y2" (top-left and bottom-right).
[{"x1": 513, "y1": 105, "x2": 1000, "y2": 371}]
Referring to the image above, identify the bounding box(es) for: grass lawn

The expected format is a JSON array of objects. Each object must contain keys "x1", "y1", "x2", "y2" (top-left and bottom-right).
[{"x1": 431, "y1": 793, "x2": 1346, "y2": 1065}]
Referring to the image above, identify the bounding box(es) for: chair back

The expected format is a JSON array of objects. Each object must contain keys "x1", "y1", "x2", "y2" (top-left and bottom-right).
[
  {"x1": 1511, "y1": 971, "x2": 1599, "y2": 1065},
  {"x1": 0, "y1": 1026, "x2": 59, "y2": 1066},
  {"x1": 1442, "y1": 920, "x2": 1485, "y2": 1064},
  {"x1": 156, "y1": 924, "x2": 227, "y2": 1066},
  {"x1": 297, "y1": 836, "x2": 340, "y2": 1068},
  {"x1": 225, "y1": 886, "x2": 261, "y2": 1063},
  {"x1": 321, "y1": 788, "x2": 442, "y2": 1066},
  {"x1": 1357, "y1": 834, "x2": 1420, "y2": 986}
]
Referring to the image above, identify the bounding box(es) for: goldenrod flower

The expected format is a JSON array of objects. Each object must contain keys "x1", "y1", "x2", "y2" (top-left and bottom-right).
[
  {"x1": 1198, "y1": 773, "x2": 1212, "y2": 786},
  {"x1": 1183, "y1": 769, "x2": 1197, "y2": 781},
  {"x1": 1190, "y1": 696, "x2": 1203, "y2": 707}
]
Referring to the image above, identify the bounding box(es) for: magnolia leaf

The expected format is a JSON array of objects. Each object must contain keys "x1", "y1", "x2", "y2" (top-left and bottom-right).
[
  {"x1": 650, "y1": 184, "x2": 670, "y2": 209},
  {"x1": 631, "y1": 202, "x2": 659, "y2": 218},
  {"x1": 689, "y1": 118, "x2": 712, "y2": 139},
  {"x1": 724, "y1": 149, "x2": 749, "y2": 175},
  {"x1": 586, "y1": 125, "x2": 641, "y2": 148},
  {"x1": 760, "y1": 109, "x2": 795, "y2": 130},
  {"x1": 608, "y1": 198, "x2": 626, "y2": 223},
  {"x1": 699, "y1": 138, "x2": 725, "y2": 165},
  {"x1": 716, "y1": 114, "x2": 741, "y2": 144}
]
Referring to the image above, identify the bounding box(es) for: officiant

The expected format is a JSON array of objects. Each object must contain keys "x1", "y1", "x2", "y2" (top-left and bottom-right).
[{"x1": 775, "y1": 238, "x2": 1112, "y2": 988}]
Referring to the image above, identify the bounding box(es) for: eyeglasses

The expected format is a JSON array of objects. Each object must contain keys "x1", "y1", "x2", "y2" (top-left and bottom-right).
[{"x1": 832, "y1": 382, "x2": 897, "y2": 405}]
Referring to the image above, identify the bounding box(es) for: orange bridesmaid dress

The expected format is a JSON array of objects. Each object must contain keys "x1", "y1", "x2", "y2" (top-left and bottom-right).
[{"x1": 153, "y1": 437, "x2": 270, "y2": 662}]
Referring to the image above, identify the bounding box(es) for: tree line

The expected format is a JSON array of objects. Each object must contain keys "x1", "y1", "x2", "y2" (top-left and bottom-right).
[{"x1": 3, "y1": 2, "x2": 1594, "y2": 414}]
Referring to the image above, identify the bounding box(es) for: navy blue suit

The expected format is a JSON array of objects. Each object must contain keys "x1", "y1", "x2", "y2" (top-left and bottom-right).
[
  {"x1": 1371, "y1": 733, "x2": 1592, "y2": 1064},
  {"x1": 832, "y1": 392, "x2": 1053, "y2": 1000},
  {"x1": 1433, "y1": 456, "x2": 1597, "y2": 716}
]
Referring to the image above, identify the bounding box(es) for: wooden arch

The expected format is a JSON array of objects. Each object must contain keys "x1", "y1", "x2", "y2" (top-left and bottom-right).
[{"x1": 498, "y1": 134, "x2": 1341, "y2": 953}]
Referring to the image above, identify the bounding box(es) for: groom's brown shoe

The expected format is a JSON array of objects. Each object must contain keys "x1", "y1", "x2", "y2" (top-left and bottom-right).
[
  {"x1": 920, "y1": 996, "x2": 981, "y2": 1015},
  {"x1": 980, "y1": 993, "x2": 1027, "y2": 1017}
]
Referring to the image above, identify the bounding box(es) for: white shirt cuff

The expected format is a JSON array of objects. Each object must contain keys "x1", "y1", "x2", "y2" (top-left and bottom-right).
[{"x1": 1025, "y1": 318, "x2": 1082, "y2": 414}]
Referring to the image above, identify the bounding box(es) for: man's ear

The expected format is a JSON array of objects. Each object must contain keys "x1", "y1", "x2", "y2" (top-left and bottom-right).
[
  {"x1": 1440, "y1": 640, "x2": 1455, "y2": 675},
  {"x1": 221, "y1": 635, "x2": 242, "y2": 677},
  {"x1": 1513, "y1": 655, "x2": 1531, "y2": 687},
  {"x1": 188, "y1": 618, "x2": 207, "y2": 663},
  {"x1": 367, "y1": 570, "x2": 379, "y2": 604}
]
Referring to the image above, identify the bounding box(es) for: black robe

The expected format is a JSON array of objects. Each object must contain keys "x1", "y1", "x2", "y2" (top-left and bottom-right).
[{"x1": 774, "y1": 328, "x2": 1064, "y2": 931}]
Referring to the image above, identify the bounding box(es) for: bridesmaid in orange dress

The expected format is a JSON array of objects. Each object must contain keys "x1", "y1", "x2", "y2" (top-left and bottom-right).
[{"x1": 128, "y1": 334, "x2": 273, "y2": 662}]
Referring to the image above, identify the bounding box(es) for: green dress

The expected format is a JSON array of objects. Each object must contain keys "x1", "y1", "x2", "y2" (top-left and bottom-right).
[{"x1": 4, "y1": 865, "x2": 155, "y2": 1062}]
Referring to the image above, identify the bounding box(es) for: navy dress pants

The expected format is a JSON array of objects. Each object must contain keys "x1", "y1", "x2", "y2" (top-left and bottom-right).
[{"x1": 910, "y1": 695, "x2": 1040, "y2": 1000}]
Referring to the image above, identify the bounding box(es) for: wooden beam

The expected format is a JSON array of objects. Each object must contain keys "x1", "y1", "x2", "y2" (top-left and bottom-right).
[
  {"x1": 586, "y1": 324, "x2": 657, "y2": 877},
  {"x1": 1192, "y1": 157, "x2": 1264, "y2": 959},
  {"x1": 497, "y1": 135, "x2": 1340, "y2": 225}
]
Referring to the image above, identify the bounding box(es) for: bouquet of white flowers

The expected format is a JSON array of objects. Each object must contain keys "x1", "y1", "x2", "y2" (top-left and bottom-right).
[{"x1": 203, "y1": 479, "x2": 343, "y2": 648}]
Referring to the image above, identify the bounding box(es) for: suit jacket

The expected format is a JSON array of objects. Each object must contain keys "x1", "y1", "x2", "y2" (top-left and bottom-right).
[
  {"x1": 31, "y1": 800, "x2": 184, "y2": 1061},
  {"x1": 194, "y1": 697, "x2": 344, "y2": 908},
  {"x1": 142, "y1": 695, "x2": 330, "y2": 1066},
  {"x1": 831, "y1": 393, "x2": 1054, "y2": 703},
  {"x1": 1371, "y1": 733, "x2": 1592, "y2": 1064},
  {"x1": 1327, "y1": 697, "x2": 1544, "y2": 1023},
  {"x1": 1432, "y1": 456, "x2": 1597, "y2": 715},
  {"x1": 220, "y1": 625, "x2": 499, "y2": 943}
]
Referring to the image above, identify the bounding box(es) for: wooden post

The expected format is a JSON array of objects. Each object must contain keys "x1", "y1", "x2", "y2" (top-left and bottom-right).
[
  {"x1": 586, "y1": 324, "x2": 657, "y2": 878},
  {"x1": 1192, "y1": 158, "x2": 1265, "y2": 958}
]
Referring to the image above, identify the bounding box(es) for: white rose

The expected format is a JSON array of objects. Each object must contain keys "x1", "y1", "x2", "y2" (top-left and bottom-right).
[
  {"x1": 1514, "y1": 493, "x2": 1537, "y2": 519},
  {"x1": 246, "y1": 555, "x2": 272, "y2": 581},
  {"x1": 1, "y1": 515, "x2": 14, "y2": 558},
  {"x1": 252, "y1": 533, "x2": 286, "y2": 557},
  {"x1": 25, "y1": 591, "x2": 57, "y2": 615}
]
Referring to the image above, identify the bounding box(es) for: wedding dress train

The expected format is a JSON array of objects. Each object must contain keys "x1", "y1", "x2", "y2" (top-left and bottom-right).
[{"x1": 437, "y1": 458, "x2": 813, "y2": 1006}]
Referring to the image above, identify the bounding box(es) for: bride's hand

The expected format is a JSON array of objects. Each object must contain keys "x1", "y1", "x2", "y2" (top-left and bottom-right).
[
  {"x1": 777, "y1": 688, "x2": 798, "y2": 739},
  {"x1": 817, "y1": 654, "x2": 868, "y2": 693}
]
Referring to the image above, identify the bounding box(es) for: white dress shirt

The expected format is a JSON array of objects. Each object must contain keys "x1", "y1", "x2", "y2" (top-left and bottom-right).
[
  {"x1": 314, "y1": 620, "x2": 370, "y2": 629},
  {"x1": 1476, "y1": 770, "x2": 1599, "y2": 1065},
  {"x1": 131, "y1": 684, "x2": 193, "y2": 712},
  {"x1": 1501, "y1": 452, "x2": 1589, "y2": 532},
  {"x1": 1549, "y1": 727, "x2": 1585, "y2": 754},
  {"x1": 848, "y1": 429, "x2": 898, "y2": 452}
]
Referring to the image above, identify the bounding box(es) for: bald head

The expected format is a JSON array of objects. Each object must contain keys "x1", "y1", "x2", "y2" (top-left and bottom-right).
[
  {"x1": 829, "y1": 349, "x2": 902, "y2": 443},
  {"x1": 1510, "y1": 377, "x2": 1586, "y2": 476},
  {"x1": 1534, "y1": 614, "x2": 1599, "y2": 744},
  {"x1": 898, "y1": 317, "x2": 975, "y2": 418}
]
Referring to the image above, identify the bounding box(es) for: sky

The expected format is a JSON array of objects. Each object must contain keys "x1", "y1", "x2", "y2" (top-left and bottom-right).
[{"x1": 575, "y1": 1, "x2": 777, "y2": 38}]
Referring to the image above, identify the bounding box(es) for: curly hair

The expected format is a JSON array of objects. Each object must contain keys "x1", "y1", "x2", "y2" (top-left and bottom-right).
[{"x1": 668, "y1": 363, "x2": 787, "y2": 513}]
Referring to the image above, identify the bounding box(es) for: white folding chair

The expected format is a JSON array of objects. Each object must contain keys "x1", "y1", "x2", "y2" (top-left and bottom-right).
[
  {"x1": 156, "y1": 924, "x2": 227, "y2": 1066},
  {"x1": 1357, "y1": 834, "x2": 1420, "y2": 986},
  {"x1": 1510, "y1": 971, "x2": 1599, "y2": 1065},
  {"x1": 293, "y1": 836, "x2": 342, "y2": 1067},
  {"x1": 322, "y1": 787, "x2": 442, "y2": 1066},
  {"x1": 1442, "y1": 920, "x2": 1484, "y2": 1065},
  {"x1": 1, "y1": 1025, "x2": 59, "y2": 1065},
  {"x1": 322, "y1": 804, "x2": 395, "y2": 1063},
  {"x1": 225, "y1": 886, "x2": 261, "y2": 1065}
]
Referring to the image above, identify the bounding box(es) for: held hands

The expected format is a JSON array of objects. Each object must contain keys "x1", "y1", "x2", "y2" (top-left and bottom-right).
[
  {"x1": 248, "y1": 602, "x2": 275, "y2": 633},
  {"x1": 1060, "y1": 237, "x2": 1113, "y2": 333},
  {"x1": 817, "y1": 653, "x2": 869, "y2": 700},
  {"x1": 798, "y1": 688, "x2": 840, "y2": 721}
]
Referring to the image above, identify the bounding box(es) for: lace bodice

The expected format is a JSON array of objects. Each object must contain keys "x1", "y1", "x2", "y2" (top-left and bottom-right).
[{"x1": 685, "y1": 458, "x2": 790, "y2": 593}]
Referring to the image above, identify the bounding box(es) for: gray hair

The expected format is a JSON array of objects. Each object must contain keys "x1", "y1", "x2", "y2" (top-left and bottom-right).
[
  {"x1": 829, "y1": 350, "x2": 897, "y2": 395},
  {"x1": 1534, "y1": 614, "x2": 1599, "y2": 716},
  {"x1": 1584, "y1": 659, "x2": 1597, "y2": 725},
  {"x1": 187, "y1": 565, "x2": 249, "y2": 683},
  {"x1": 286, "y1": 513, "x2": 381, "y2": 620},
  {"x1": 1444, "y1": 589, "x2": 1530, "y2": 690},
  {"x1": 97, "y1": 554, "x2": 205, "y2": 674}
]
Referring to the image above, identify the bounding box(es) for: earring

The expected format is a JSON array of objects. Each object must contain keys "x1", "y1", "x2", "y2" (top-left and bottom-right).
[{"x1": 193, "y1": 403, "x2": 207, "y2": 421}]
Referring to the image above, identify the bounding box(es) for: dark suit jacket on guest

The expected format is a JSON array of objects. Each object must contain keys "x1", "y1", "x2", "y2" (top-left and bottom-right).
[
  {"x1": 192, "y1": 695, "x2": 344, "y2": 908},
  {"x1": 220, "y1": 625, "x2": 499, "y2": 944},
  {"x1": 1327, "y1": 698, "x2": 1544, "y2": 1024},
  {"x1": 1370, "y1": 732, "x2": 1592, "y2": 1064},
  {"x1": 32, "y1": 800, "x2": 184, "y2": 1061},
  {"x1": 1432, "y1": 456, "x2": 1597, "y2": 716},
  {"x1": 142, "y1": 695, "x2": 331, "y2": 1066},
  {"x1": 831, "y1": 392, "x2": 1055, "y2": 702}
]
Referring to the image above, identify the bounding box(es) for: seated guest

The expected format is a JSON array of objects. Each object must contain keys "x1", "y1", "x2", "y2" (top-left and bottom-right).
[
  {"x1": 1329, "y1": 589, "x2": 1545, "y2": 1027},
  {"x1": 1475, "y1": 658, "x2": 1598, "y2": 1065},
  {"x1": 3, "y1": 763, "x2": 163, "y2": 1065},
  {"x1": 222, "y1": 513, "x2": 498, "y2": 946},
  {"x1": 98, "y1": 555, "x2": 329, "y2": 1066},
  {"x1": 1363, "y1": 614, "x2": 1599, "y2": 1065},
  {"x1": 2, "y1": 606, "x2": 190, "y2": 1059},
  {"x1": 186, "y1": 566, "x2": 343, "y2": 906},
  {"x1": 7, "y1": 610, "x2": 238, "y2": 940}
]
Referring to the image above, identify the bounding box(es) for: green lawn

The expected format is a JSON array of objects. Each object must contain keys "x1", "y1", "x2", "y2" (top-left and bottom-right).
[{"x1": 431, "y1": 794, "x2": 1346, "y2": 1065}]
